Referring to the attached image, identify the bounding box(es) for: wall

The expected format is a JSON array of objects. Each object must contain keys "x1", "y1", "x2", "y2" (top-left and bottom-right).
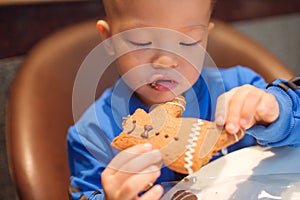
[
  {"x1": 232, "y1": 13, "x2": 300, "y2": 75},
  {"x1": 0, "y1": 57, "x2": 22, "y2": 199}
]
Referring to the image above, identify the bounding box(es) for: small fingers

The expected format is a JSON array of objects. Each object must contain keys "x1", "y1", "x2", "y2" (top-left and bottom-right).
[
  {"x1": 239, "y1": 88, "x2": 266, "y2": 129},
  {"x1": 103, "y1": 144, "x2": 162, "y2": 190},
  {"x1": 139, "y1": 185, "x2": 164, "y2": 200},
  {"x1": 225, "y1": 85, "x2": 255, "y2": 133},
  {"x1": 239, "y1": 91, "x2": 279, "y2": 128},
  {"x1": 215, "y1": 85, "x2": 279, "y2": 134},
  {"x1": 116, "y1": 148, "x2": 161, "y2": 180},
  {"x1": 216, "y1": 85, "x2": 255, "y2": 134},
  {"x1": 215, "y1": 87, "x2": 238, "y2": 126},
  {"x1": 105, "y1": 143, "x2": 154, "y2": 175},
  {"x1": 255, "y1": 92, "x2": 279, "y2": 123},
  {"x1": 102, "y1": 143, "x2": 162, "y2": 200},
  {"x1": 117, "y1": 165, "x2": 162, "y2": 199}
]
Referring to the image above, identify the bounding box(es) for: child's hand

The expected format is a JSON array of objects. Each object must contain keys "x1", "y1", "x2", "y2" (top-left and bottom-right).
[
  {"x1": 102, "y1": 143, "x2": 163, "y2": 200},
  {"x1": 215, "y1": 84, "x2": 279, "y2": 134}
]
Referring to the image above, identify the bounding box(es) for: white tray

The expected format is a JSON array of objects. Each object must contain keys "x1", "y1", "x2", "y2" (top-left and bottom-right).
[{"x1": 162, "y1": 146, "x2": 300, "y2": 200}]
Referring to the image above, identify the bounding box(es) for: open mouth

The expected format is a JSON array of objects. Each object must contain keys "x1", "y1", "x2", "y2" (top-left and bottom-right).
[{"x1": 149, "y1": 79, "x2": 179, "y2": 91}]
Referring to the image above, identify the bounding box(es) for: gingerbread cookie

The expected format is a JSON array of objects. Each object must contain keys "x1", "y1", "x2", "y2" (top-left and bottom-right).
[{"x1": 111, "y1": 96, "x2": 244, "y2": 174}]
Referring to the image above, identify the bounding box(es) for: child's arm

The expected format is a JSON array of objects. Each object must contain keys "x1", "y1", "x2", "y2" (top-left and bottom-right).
[
  {"x1": 215, "y1": 77, "x2": 300, "y2": 147},
  {"x1": 67, "y1": 125, "x2": 111, "y2": 200},
  {"x1": 248, "y1": 78, "x2": 300, "y2": 146}
]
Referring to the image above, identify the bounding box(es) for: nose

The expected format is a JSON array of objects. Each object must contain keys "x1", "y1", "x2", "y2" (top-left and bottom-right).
[{"x1": 152, "y1": 52, "x2": 178, "y2": 69}]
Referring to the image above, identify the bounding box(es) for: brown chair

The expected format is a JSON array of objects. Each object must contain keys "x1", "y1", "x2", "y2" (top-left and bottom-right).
[
  {"x1": 5, "y1": 20, "x2": 118, "y2": 200},
  {"x1": 5, "y1": 19, "x2": 295, "y2": 200}
]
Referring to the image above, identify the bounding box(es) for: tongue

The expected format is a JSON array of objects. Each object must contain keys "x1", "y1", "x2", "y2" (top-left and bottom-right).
[{"x1": 153, "y1": 80, "x2": 177, "y2": 91}]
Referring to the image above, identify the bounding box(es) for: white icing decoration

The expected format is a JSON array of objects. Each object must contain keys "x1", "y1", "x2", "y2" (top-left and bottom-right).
[
  {"x1": 184, "y1": 119, "x2": 203, "y2": 174},
  {"x1": 165, "y1": 102, "x2": 185, "y2": 111},
  {"x1": 165, "y1": 96, "x2": 186, "y2": 111},
  {"x1": 174, "y1": 96, "x2": 186, "y2": 104}
]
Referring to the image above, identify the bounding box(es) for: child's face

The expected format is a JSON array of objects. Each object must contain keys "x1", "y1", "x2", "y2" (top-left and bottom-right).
[{"x1": 103, "y1": 0, "x2": 213, "y2": 107}]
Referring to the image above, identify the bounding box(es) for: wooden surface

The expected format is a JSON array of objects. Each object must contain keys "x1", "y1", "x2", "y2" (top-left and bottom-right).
[
  {"x1": 213, "y1": 0, "x2": 300, "y2": 21},
  {"x1": 0, "y1": 1, "x2": 104, "y2": 59},
  {"x1": 0, "y1": 0, "x2": 81, "y2": 5},
  {"x1": 1, "y1": 0, "x2": 300, "y2": 59}
]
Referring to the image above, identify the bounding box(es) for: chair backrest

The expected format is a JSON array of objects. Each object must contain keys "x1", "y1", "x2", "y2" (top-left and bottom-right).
[
  {"x1": 5, "y1": 19, "x2": 294, "y2": 200},
  {"x1": 5, "y1": 20, "x2": 118, "y2": 200}
]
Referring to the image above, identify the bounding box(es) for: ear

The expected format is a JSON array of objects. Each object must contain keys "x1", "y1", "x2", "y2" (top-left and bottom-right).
[
  {"x1": 96, "y1": 20, "x2": 115, "y2": 55},
  {"x1": 207, "y1": 21, "x2": 215, "y2": 34},
  {"x1": 96, "y1": 20, "x2": 111, "y2": 40}
]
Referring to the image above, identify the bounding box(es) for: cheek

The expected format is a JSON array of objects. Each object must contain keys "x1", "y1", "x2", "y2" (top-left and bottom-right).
[
  {"x1": 201, "y1": 38, "x2": 208, "y2": 49},
  {"x1": 177, "y1": 57, "x2": 201, "y2": 84},
  {"x1": 116, "y1": 55, "x2": 132, "y2": 76},
  {"x1": 184, "y1": 67, "x2": 200, "y2": 85},
  {"x1": 116, "y1": 51, "x2": 150, "y2": 75}
]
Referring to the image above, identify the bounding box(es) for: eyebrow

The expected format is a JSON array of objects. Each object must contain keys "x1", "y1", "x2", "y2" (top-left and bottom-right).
[
  {"x1": 180, "y1": 24, "x2": 209, "y2": 32},
  {"x1": 119, "y1": 22, "x2": 208, "y2": 32}
]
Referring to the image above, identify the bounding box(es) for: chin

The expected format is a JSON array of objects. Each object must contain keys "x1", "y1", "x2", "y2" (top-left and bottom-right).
[{"x1": 136, "y1": 91, "x2": 178, "y2": 107}]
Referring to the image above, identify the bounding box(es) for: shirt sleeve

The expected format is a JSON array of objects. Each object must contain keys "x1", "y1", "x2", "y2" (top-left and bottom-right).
[
  {"x1": 67, "y1": 125, "x2": 104, "y2": 200},
  {"x1": 67, "y1": 121, "x2": 117, "y2": 200},
  {"x1": 247, "y1": 78, "x2": 300, "y2": 147}
]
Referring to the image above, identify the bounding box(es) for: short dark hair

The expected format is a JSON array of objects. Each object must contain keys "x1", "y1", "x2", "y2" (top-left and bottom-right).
[{"x1": 103, "y1": 0, "x2": 218, "y2": 19}]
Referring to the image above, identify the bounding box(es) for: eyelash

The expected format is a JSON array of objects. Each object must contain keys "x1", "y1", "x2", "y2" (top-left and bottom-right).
[
  {"x1": 127, "y1": 40, "x2": 201, "y2": 47},
  {"x1": 179, "y1": 41, "x2": 201, "y2": 46},
  {"x1": 128, "y1": 40, "x2": 152, "y2": 46}
]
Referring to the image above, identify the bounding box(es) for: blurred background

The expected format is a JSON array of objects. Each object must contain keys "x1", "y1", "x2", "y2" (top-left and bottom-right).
[{"x1": 0, "y1": 0, "x2": 299, "y2": 199}]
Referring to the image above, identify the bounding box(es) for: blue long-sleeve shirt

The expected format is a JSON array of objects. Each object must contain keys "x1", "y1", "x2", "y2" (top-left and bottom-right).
[{"x1": 67, "y1": 66, "x2": 300, "y2": 199}]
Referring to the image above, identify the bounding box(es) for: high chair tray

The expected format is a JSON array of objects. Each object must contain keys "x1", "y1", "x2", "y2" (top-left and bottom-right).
[{"x1": 162, "y1": 145, "x2": 300, "y2": 200}]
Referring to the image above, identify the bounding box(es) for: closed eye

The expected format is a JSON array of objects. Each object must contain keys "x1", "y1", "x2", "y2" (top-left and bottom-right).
[
  {"x1": 179, "y1": 40, "x2": 201, "y2": 46},
  {"x1": 128, "y1": 40, "x2": 152, "y2": 46}
]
